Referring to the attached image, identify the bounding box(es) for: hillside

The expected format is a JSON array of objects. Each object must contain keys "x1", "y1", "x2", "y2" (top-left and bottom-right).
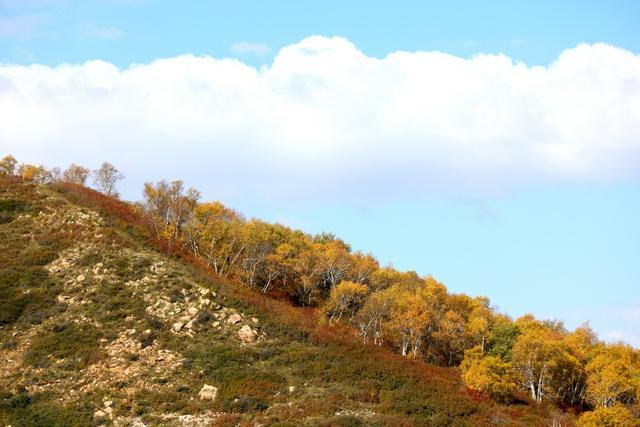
[{"x1": 0, "y1": 179, "x2": 574, "y2": 425}]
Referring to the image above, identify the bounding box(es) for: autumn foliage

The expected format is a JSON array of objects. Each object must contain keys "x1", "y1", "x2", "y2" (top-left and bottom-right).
[{"x1": 4, "y1": 154, "x2": 640, "y2": 423}]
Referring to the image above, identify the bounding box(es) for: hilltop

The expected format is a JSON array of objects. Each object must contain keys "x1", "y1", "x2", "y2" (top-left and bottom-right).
[{"x1": 0, "y1": 178, "x2": 570, "y2": 425}]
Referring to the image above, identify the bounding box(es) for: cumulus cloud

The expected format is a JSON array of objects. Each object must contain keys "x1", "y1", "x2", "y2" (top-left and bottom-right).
[{"x1": 0, "y1": 36, "x2": 639, "y2": 202}]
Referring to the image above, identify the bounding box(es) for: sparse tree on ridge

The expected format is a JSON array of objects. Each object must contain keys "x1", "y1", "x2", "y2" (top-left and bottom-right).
[
  {"x1": 63, "y1": 163, "x2": 91, "y2": 185},
  {"x1": 93, "y1": 162, "x2": 125, "y2": 197},
  {"x1": 17, "y1": 163, "x2": 52, "y2": 183},
  {"x1": 0, "y1": 155, "x2": 18, "y2": 176}
]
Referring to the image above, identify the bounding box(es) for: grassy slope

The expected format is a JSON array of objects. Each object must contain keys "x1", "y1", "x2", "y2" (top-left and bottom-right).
[{"x1": 0, "y1": 178, "x2": 573, "y2": 426}]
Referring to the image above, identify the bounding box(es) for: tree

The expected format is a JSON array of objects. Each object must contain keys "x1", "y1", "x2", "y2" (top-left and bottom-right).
[
  {"x1": 290, "y1": 247, "x2": 322, "y2": 306},
  {"x1": 0, "y1": 155, "x2": 17, "y2": 175},
  {"x1": 355, "y1": 289, "x2": 392, "y2": 345},
  {"x1": 461, "y1": 346, "x2": 517, "y2": 402},
  {"x1": 384, "y1": 287, "x2": 430, "y2": 358},
  {"x1": 585, "y1": 344, "x2": 639, "y2": 408},
  {"x1": 321, "y1": 280, "x2": 369, "y2": 324},
  {"x1": 17, "y1": 163, "x2": 52, "y2": 183},
  {"x1": 563, "y1": 324, "x2": 599, "y2": 406},
  {"x1": 576, "y1": 405, "x2": 637, "y2": 427},
  {"x1": 62, "y1": 163, "x2": 90, "y2": 185},
  {"x1": 349, "y1": 251, "x2": 379, "y2": 286},
  {"x1": 433, "y1": 310, "x2": 467, "y2": 366},
  {"x1": 370, "y1": 267, "x2": 405, "y2": 291},
  {"x1": 93, "y1": 162, "x2": 125, "y2": 196},
  {"x1": 487, "y1": 316, "x2": 520, "y2": 361},
  {"x1": 466, "y1": 297, "x2": 494, "y2": 353},
  {"x1": 240, "y1": 220, "x2": 286, "y2": 289},
  {"x1": 511, "y1": 323, "x2": 580, "y2": 404},
  {"x1": 318, "y1": 240, "x2": 353, "y2": 291},
  {"x1": 183, "y1": 201, "x2": 245, "y2": 277},
  {"x1": 143, "y1": 179, "x2": 200, "y2": 248}
]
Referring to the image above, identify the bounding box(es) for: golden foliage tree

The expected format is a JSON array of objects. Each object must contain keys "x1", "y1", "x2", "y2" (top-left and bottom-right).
[
  {"x1": 321, "y1": 280, "x2": 369, "y2": 324},
  {"x1": 585, "y1": 344, "x2": 639, "y2": 408},
  {"x1": 576, "y1": 405, "x2": 638, "y2": 427},
  {"x1": 461, "y1": 346, "x2": 517, "y2": 402}
]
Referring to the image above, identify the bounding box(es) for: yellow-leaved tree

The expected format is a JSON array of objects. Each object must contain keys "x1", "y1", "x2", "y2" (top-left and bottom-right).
[
  {"x1": 460, "y1": 346, "x2": 517, "y2": 402},
  {"x1": 585, "y1": 344, "x2": 639, "y2": 408},
  {"x1": 321, "y1": 280, "x2": 369, "y2": 324},
  {"x1": 576, "y1": 405, "x2": 638, "y2": 427}
]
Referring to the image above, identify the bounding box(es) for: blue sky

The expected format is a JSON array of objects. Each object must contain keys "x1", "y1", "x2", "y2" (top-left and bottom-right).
[
  {"x1": 2, "y1": 1, "x2": 639, "y2": 66},
  {"x1": 1, "y1": 0, "x2": 639, "y2": 345}
]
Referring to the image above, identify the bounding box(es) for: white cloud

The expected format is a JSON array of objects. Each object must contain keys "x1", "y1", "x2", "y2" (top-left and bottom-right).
[
  {"x1": 230, "y1": 41, "x2": 271, "y2": 56},
  {"x1": 0, "y1": 36, "x2": 639, "y2": 204}
]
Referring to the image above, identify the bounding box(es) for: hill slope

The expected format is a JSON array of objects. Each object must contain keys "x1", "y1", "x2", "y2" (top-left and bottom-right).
[{"x1": 0, "y1": 178, "x2": 569, "y2": 426}]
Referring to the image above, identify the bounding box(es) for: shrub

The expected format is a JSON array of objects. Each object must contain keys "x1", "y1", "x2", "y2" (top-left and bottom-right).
[{"x1": 23, "y1": 323, "x2": 103, "y2": 370}]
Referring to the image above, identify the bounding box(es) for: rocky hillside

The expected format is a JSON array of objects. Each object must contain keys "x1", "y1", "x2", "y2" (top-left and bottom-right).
[{"x1": 0, "y1": 178, "x2": 570, "y2": 426}]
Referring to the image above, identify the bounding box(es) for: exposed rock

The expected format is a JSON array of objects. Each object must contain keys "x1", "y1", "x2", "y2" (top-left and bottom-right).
[
  {"x1": 251, "y1": 317, "x2": 259, "y2": 324},
  {"x1": 187, "y1": 307, "x2": 199, "y2": 316},
  {"x1": 94, "y1": 409, "x2": 108, "y2": 422},
  {"x1": 238, "y1": 325, "x2": 256, "y2": 343},
  {"x1": 227, "y1": 313, "x2": 242, "y2": 325},
  {"x1": 172, "y1": 322, "x2": 184, "y2": 332},
  {"x1": 289, "y1": 385, "x2": 296, "y2": 393},
  {"x1": 199, "y1": 384, "x2": 218, "y2": 401}
]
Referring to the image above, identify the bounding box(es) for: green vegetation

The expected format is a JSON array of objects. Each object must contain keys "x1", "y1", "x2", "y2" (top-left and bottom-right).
[
  {"x1": 0, "y1": 391, "x2": 93, "y2": 427},
  {"x1": 1, "y1": 156, "x2": 637, "y2": 425},
  {"x1": 23, "y1": 322, "x2": 103, "y2": 370}
]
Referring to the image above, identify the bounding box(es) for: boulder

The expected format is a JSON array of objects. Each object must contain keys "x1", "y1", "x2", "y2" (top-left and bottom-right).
[
  {"x1": 227, "y1": 313, "x2": 242, "y2": 325},
  {"x1": 93, "y1": 410, "x2": 108, "y2": 423},
  {"x1": 238, "y1": 325, "x2": 257, "y2": 343},
  {"x1": 199, "y1": 384, "x2": 218, "y2": 401},
  {"x1": 172, "y1": 322, "x2": 184, "y2": 332}
]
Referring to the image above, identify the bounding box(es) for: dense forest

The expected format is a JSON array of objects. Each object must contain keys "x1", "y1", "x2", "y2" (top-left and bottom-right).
[{"x1": 2, "y1": 154, "x2": 639, "y2": 425}]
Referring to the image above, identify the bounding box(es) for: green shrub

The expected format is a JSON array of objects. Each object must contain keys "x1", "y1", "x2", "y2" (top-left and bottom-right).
[
  {"x1": 23, "y1": 323, "x2": 103, "y2": 370},
  {"x1": 0, "y1": 391, "x2": 93, "y2": 427},
  {"x1": 0, "y1": 198, "x2": 25, "y2": 224}
]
